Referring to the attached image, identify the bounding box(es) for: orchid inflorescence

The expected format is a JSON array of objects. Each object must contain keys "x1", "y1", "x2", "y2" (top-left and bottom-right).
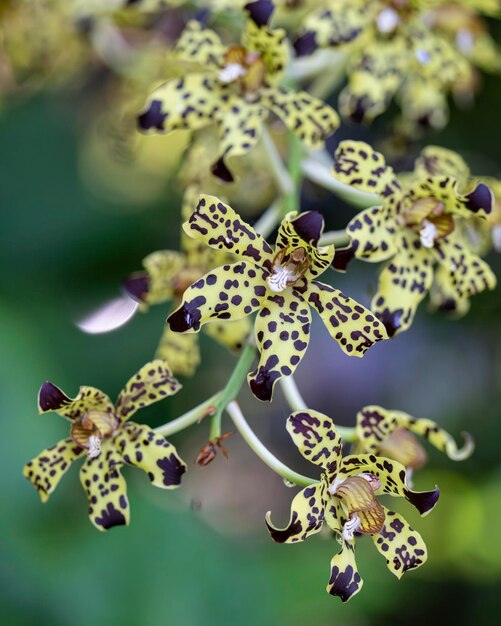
[{"x1": 16, "y1": 0, "x2": 500, "y2": 603}]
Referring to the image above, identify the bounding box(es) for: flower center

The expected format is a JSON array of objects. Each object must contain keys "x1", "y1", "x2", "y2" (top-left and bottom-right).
[
  {"x1": 71, "y1": 409, "x2": 117, "y2": 458},
  {"x1": 219, "y1": 45, "x2": 266, "y2": 98},
  {"x1": 400, "y1": 196, "x2": 455, "y2": 247},
  {"x1": 266, "y1": 247, "x2": 310, "y2": 293},
  {"x1": 329, "y1": 474, "x2": 385, "y2": 540}
]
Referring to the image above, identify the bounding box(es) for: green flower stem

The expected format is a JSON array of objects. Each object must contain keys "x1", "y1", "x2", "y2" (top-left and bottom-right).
[
  {"x1": 319, "y1": 229, "x2": 351, "y2": 248},
  {"x1": 280, "y1": 376, "x2": 357, "y2": 443},
  {"x1": 155, "y1": 392, "x2": 222, "y2": 438},
  {"x1": 208, "y1": 342, "x2": 257, "y2": 441},
  {"x1": 287, "y1": 49, "x2": 346, "y2": 83},
  {"x1": 261, "y1": 126, "x2": 294, "y2": 198},
  {"x1": 283, "y1": 132, "x2": 303, "y2": 217},
  {"x1": 226, "y1": 401, "x2": 318, "y2": 487},
  {"x1": 301, "y1": 155, "x2": 380, "y2": 210},
  {"x1": 308, "y1": 52, "x2": 348, "y2": 100},
  {"x1": 253, "y1": 199, "x2": 282, "y2": 239}
]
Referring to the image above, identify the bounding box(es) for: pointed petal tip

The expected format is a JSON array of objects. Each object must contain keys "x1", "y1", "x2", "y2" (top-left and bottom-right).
[
  {"x1": 291, "y1": 211, "x2": 325, "y2": 245},
  {"x1": 137, "y1": 99, "x2": 167, "y2": 132},
  {"x1": 294, "y1": 32, "x2": 317, "y2": 57},
  {"x1": 211, "y1": 157, "x2": 234, "y2": 183},
  {"x1": 38, "y1": 381, "x2": 70, "y2": 414},
  {"x1": 449, "y1": 431, "x2": 475, "y2": 461},
  {"x1": 244, "y1": 1, "x2": 274, "y2": 27},
  {"x1": 404, "y1": 485, "x2": 440, "y2": 516},
  {"x1": 122, "y1": 272, "x2": 150, "y2": 303},
  {"x1": 465, "y1": 182, "x2": 493, "y2": 215}
]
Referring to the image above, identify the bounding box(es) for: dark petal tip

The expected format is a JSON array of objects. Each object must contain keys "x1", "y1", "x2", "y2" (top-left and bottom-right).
[
  {"x1": 244, "y1": 1, "x2": 275, "y2": 27},
  {"x1": 211, "y1": 158, "x2": 234, "y2": 183},
  {"x1": 465, "y1": 183, "x2": 493, "y2": 215},
  {"x1": 404, "y1": 486, "x2": 440, "y2": 515},
  {"x1": 376, "y1": 308, "x2": 403, "y2": 338},
  {"x1": 38, "y1": 381, "x2": 71, "y2": 413},
  {"x1": 167, "y1": 302, "x2": 201, "y2": 333},
  {"x1": 328, "y1": 564, "x2": 361, "y2": 602},
  {"x1": 292, "y1": 211, "x2": 324, "y2": 245},
  {"x1": 265, "y1": 512, "x2": 302, "y2": 543},
  {"x1": 249, "y1": 367, "x2": 280, "y2": 402},
  {"x1": 95, "y1": 503, "x2": 127, "y2": 531},
  {"x1": 137, "y1": 100, "x2": 167, "y2": 132},
  {"x1": 293, "y1": 32, "x2": 318, "y2": 57},
  {"x1": 331, "y1": 245, "x2": 356, "y2": 272},
  {"x1": 157, "y1": 454, "x2": 186, "y2": 486},
  {"x1": 122, "y1": 272, "x2": 150, "y2": 303}
]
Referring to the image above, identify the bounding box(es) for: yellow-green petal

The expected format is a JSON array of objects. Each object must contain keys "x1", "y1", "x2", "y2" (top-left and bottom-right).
[
  {"x1": 260, "y1": 86, "x2": 339, "y2": 149},
  {"x1": 23, "y1": 438, "x2": 84, "y2": 503},
  {"x1": 242, "y1": 19, "x2": 288, "y2": 82},
  {"x1": 414, "y1": 145, "x2": 471, "y2": 180},
  {"x1": 38, "y1": 382, "x2": 114, "y2": 422},
  {"x1": 287, "y1": 410, "x2": 342, "y2": 472},
  {"x1": 307, "y1": 280, "x2": 387, "y2": 356},
  {"x1": 248, "y1": 290, "x2": 311, "y2": 402},
  {"x1": 168, "y1": 262, "x2": 267, "y2": 334},
  {"x1": 80, "y1": 448, "x2": 129, "y2": 532},
  {"x1": 302, "y1": 0, "x2": 369, "y2": 49},
  {"x1": 326, "y1": 536, "x2": 363, "y2": 602},
  {"x1": 346, "y1": 204, "x2": 399, "y2": 262},
  {"x1": 175, "y1": 20, "x2": 225, "y2": 68},
  {"x1": 155, "y1": 326, "x2": 201, "y2": 377},
  {"x1": 434, "y1": 232, "x2": 497, "y2": 300},
  {"x1": 203, "y1": 316, "x2": 252, "y2": 353},
  {"x1": 372, "y1": 507, "x2": 427, "y2": 579},
  {"x1": 141, "y1": 250, "x2": 185, "y2": 305},
  {"x1": 333, "y1": 140, "x2": 401, "y2": 202},
  {"x1": 115, "y1": 360, "x2": 182, "y2": 422},
  {"x1": 276, "y1": 211, "x2": 334, "y2": 280},
  {"x1": 183, "y1": 195, "x2": 274, "y2": 269},
  {"x1": 265, "y1": 482, "x2": 326, "y2": 543},
  {"x1": 371, "y1": 230, "x2": 434, "y2": 337},
  {"x1": 338, "y1": 454, "x2": 439, "y2": 516},
  {"x1": 429, "y1": 263, "x2": 471, "y2": 317},
  {"x1": 356, "y1": 405, "x2": 474, "y2": 462},
  {"x1": 114, "y1": 423, "x2": 186, "y2": 489}
]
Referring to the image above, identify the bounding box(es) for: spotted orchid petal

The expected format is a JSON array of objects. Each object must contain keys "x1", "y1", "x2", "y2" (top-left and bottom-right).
[
  {"x1": 260, "y1": 86, "x2": 340, "y2": 149},
  {"x1": 139, "y1": 250, "x2": 185, "y2": 306},
  {"x1": 23, "y1": 438, "x2": 84, "y2": 503},
  {"x1": 212, "y1": 96, "x2": 267, "y2": 182},
  {"x1": 372, "y1": 507, "x2": 427, "y2": 579},
  {"x1": 404, "y1": 177, "x2": 493, "y2": 220},
  {"x1": 80, "y1": 447, "x2": 129, "y2": 532},
  {"x1": 306, "y1": 280, "x2": 387, "y2": 356},
  {"x1": 338, "y1": 454, "x2": 439, "y2": 516},
  {"x1": 242, "y1": 19, "x2": 288, "y2": 82},
  {"x1": 182, "y1": 195, "x2": 274, "y2": 269},
  {"x1": 356, "y1": 405, "x2": 474, "y2": 462},
  {"x1": 275, "y1": 211, "x2": 334, "y2": 280},
  {"x1": 38, "y1": 382, "x2": 114, "y2": 422},
  {"x1": 265, "y1": 481, "x2": 326, "y2": 543},
  {"x1": 333, "y1": 141, "x2": 401, "y2": 206},
  {"x1": 138, "y1": 74, "x2": 221, "y2": 136},
  {"x1": 339, "y1": 38, "x2": 406, "y2": 123},
  {"x1": 114, "y1": 423, "x2": 186, "y2": 489},
  {"x1": 175, "y1": 20, "x2": 225, "y2": 69},
  {"x1": 287, "y1": 410, "x2": 343, "y2": 473},
  {"x1": 414, "y1": 145, "x2": 471, "y2": 180},
  {"x1": 248, "y1": 290, "x2": 311, "y2": 402},
  {"x1": 371, "y1": 230, "x2": 434, "y2": 337},
  {"x1": 114, "y1": 360, "x2": 182, "y2": 423},
  {"x1": 429, "y1": 263, "x2": 471, "y2": 316},
  {"x1": 203, "y1": 316, "x2": 252, "y2": 353},
  {"x1": 432, "y1": 232, "x2": 497, "y2": 300},
  {"x1": 345, "y1": 204, "x2": 399, "y2": 262},
  {"x1": 155, "y1": 326, "x2": 201, "y2": 377},
  {"x1": 300, "y1": 0, "x2": 369, "y2": 49},
  {"x1": 397, "y1": 77, "x2": 450, "y2": 131},
  {"x1": 326, "y1": 535, "x2": 363, "y2": 602},
  {"x1": 168, "y1": 262, "x2": 268, "y2": 334}
]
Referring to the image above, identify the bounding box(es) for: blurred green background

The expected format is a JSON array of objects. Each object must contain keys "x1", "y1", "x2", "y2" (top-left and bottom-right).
[{"x1": 2, "y1": 25, "x2": 501, "y2": 626}]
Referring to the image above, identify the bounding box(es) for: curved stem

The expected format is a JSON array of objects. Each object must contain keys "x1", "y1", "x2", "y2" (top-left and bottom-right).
[
  {"x1": 301, "y1": 156, "x2": 380, "y2": 210},
  {"x1": 319, "y1": 229, "x2": 351, "y2": 247},
  {"x1": 209, "y1": 342, "x2": 257, "y2": 440},
  {"x1": 280, "y1": 376, "x2": 357, "y2": 443},
  {"x1": 226, "y1": 401, "x2": 318, "y2": 487},
  {"x1": 155, "y1": 392, "x2": 221, "y2": 437},
  {"x1": 261, "y1": 126, "x2": 294, "y2": 197}
]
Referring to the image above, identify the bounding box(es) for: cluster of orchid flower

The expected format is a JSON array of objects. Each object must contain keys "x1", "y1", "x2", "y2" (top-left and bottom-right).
[{"x1": 19, "y1": 0, "x2": 500, "y2": 603}]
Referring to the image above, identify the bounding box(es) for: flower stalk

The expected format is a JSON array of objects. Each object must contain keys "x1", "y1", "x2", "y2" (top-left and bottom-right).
[{"x1": 226, "y1": 401, "x2": 318, "y2": 487}]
